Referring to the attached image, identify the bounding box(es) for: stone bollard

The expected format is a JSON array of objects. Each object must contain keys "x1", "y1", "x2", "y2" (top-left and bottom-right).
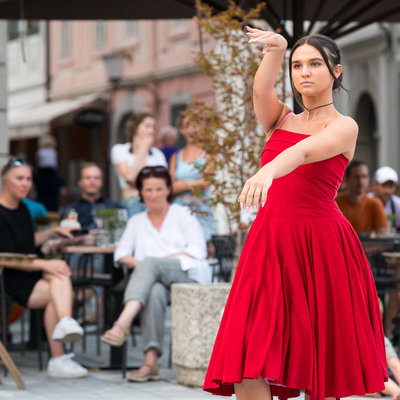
[{"x1": 171, "y1": 282, "x2": 231, "y2": 387}]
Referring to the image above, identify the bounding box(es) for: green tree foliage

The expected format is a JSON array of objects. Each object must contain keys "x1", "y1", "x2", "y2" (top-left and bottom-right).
[{"x1": 185, "y1": 0, "x2": 278, "y2": 231}]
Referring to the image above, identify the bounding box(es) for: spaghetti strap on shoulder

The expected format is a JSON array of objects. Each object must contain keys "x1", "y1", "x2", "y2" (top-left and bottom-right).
[{"x1": 277, "y1": 111, "x2": 294, "y2": 130}]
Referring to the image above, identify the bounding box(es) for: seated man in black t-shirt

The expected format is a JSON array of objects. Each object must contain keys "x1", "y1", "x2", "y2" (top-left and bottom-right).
[{"x1": 0, "y1": 158, "x2": 87, "y2": 378}]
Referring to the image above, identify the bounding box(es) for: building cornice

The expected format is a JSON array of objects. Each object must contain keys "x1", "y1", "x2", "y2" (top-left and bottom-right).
[
  {"x1": 338, "y1": 23, "x2": 389, "y2": 58},
  {"x1": 50, "y1": 63, "x2": 202, "y2": 101}
]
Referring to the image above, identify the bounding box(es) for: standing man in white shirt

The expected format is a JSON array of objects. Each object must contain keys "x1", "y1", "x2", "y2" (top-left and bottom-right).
[{"x1": 372, "y1": 166, "x2": 400, "y2": 231}]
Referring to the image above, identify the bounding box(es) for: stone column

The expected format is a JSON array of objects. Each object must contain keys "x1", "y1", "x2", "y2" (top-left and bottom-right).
[
  {"x1": 171, "y1": 282, "x2": 231, "y2": 387},
  {"x1": 0, "y1": 21, "x2": 8, "y2": 177}
]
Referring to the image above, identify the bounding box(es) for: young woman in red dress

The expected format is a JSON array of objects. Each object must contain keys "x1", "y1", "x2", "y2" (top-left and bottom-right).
[{"x1": 203, "y1": 28, "x2": 387, "y2": 400}]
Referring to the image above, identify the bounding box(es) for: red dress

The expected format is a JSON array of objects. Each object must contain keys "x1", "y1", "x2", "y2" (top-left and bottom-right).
[{"x1": 203, "y1": 129, "x2": 388, "y2": 400}]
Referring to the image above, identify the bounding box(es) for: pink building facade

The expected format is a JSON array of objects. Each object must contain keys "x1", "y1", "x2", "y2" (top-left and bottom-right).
[{"x1": 49, "y1": 19, "x2": 215, "y2": 199}]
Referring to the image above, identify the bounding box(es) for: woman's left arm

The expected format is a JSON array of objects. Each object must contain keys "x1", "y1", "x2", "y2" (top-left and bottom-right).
[
  {"x1": 165, "y1": 250, "x2": 192, "y2": 258},
  {"x1": 239, "y1": 116, "x2": 358, "y2": 209},
  {"x1": 113, "y1": 217, "x2": 137, "y2": 265},
  {"x1": 35, "y1": 226, "x2": 74, "y2": 246},
  {"x1": 170, "y1": 153, "x2": 192, "y2": 195},
  {"x1": 166, "y1": 208, "x2": 207, "y2": 260},
  {"x1": 198, "y1": 154, "x2": 214, "y2": 190},
  {"x1": 187, "y1": 155, "x2": 213, "y2": 192}
]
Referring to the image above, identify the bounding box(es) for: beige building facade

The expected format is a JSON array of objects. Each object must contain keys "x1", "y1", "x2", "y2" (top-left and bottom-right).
[
  {"x1": 47, "y1": 19, "x2": 214, "y2": 200},
  {"x1": 5, "y1": 19, "x2": 400, "y2": 204}
]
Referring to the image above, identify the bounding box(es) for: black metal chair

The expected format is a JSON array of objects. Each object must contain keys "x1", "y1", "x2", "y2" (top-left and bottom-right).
[
  {"x1": 209, "y1": 233, "x2": 249, "y2": 282},
  {"x1": 65, "y1": 252, "x2": 115, "y2": 355},
  {"x1": 359, "y1": 236, "x2": 400, "y2": 295}
]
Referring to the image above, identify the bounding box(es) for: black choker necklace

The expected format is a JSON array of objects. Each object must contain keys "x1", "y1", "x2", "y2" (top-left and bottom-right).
[{"x1": 303, "y1": 102, "x2": 333, "y2": 120}]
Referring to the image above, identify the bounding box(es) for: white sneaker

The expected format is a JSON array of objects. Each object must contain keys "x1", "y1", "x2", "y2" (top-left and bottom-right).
[
  {"x1": 47, "y1": 354, "x2": 88, "y2": 378},
  {"x1": 52, "y1": 317, "x2": 83, "y2": 343}
]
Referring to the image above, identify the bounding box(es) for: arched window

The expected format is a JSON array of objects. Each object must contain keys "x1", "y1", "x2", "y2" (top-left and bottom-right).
[{"x1": 354, "y1": 92, "x2": 378, "y2": 172}]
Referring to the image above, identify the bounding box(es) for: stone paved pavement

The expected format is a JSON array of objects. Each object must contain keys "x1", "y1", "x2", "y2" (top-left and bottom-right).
[
  {"x1": 0, "y1": 318, "x2": 373, "y2": 400},
  {"x1": 0, "y1": 349, "x2": 367, "y2": 400},
  {"x1": 0, "y1": 367, "x2": 212, "y2": 400},
  {"x1": 0, "y1": 340, "x2": 215, "y2": 400},
  {"x1": 1, "y1": 318, "x2": 217, "y2": 400}
]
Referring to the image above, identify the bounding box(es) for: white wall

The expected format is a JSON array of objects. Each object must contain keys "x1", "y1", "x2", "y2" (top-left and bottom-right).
[
  {"x1": 7, "y1": 21, "x2": 48, "y2": 144},
  {"x1": 7, "y1": 21, "x2": 47, "y2": 111}
]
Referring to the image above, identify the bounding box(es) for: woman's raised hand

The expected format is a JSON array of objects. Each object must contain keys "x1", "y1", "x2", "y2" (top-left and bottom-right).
[
  {"x1": 246, "y1": 26, "x2": 287, "y2": 54},
  {"x1": 135, "y1": 135, "x2": 153, "y2": 154},
  {"x1": 238, "y1": 165, "x2": 274, "y2": 211}
]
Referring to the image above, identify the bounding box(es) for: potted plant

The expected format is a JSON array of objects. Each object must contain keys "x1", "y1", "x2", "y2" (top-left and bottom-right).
[{"x1": 95, "y1": 208, "x2": 128, "y2": 245}]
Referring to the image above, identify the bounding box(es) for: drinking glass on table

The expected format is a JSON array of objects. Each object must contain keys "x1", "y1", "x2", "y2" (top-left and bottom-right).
[
  {"x1": 95, "y1": 230, "x2": 111, "y2": 247},
  {"x1": 112, "y1": 209, "x2": 128, "y2": 244}
]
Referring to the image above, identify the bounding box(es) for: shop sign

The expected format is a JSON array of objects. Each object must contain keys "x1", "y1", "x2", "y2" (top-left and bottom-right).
[{"x1": 75, "y1": 108, "x2": 108, "y2": 127}]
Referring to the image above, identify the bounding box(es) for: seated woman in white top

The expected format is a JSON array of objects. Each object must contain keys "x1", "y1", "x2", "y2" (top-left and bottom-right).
[
  {"x1": 101, "y1": 166, "x2": 211, "y2": 382},
  {"x1": 110, "y1": 111, "x2": 167, "y2": 217}
]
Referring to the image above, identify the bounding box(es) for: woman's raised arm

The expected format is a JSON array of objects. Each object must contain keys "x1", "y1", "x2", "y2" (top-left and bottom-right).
[{"x1": 247, "y1": 27, "x2": 289, "y2": 133}]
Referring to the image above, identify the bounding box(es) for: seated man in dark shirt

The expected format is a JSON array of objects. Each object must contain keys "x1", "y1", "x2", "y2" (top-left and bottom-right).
[{"x1": 61, "y1": 162, "x2": 121, "y2": 230}]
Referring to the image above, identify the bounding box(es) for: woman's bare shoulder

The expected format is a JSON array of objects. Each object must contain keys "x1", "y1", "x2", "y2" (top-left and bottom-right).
[
  {"x1": 332, "y1": 114, "x2": 359, "y2": 136},
  {"x1": 337, "y1": 113, "x2": 357, "y2": 125}
]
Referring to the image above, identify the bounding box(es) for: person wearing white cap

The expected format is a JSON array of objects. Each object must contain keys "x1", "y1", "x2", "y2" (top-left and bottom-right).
[{"x1": 372, "y1": 166, "x2": 400, "y2": 230}]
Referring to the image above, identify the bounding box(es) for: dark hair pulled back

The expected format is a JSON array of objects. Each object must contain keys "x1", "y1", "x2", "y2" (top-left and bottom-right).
[{"x1": 289, "y1": 34, "x2": 348, "y2": 110}]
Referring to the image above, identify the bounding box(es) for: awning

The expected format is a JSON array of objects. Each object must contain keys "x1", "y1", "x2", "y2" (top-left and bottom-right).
[
  {"x1": 8, "y1": 95, "x2": 99, "y2": 140},
  {"x1": 0, "y1": 0, "x2": 399, "y2": 44}
]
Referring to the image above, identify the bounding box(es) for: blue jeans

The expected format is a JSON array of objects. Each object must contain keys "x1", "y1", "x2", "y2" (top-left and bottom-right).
[{"x1": 123, "y1": 196, "x2": 146, "y2": 218}]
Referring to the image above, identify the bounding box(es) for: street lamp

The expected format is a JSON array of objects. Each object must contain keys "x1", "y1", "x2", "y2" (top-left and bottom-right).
[
  {"x1": 103, "y1": 51, "x2": 125, "y2": 87},
  {"x1": 102, "y1": 51, "x2": 126, "y2": 204},
  {"x1": 103, "y1": 50, "x2": 161, "y2": 114}
]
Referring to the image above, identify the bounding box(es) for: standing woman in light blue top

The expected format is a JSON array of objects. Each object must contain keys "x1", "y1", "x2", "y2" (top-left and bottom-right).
[{"x1": 169, "y1": 115, "x2": 216, "y2": 246}]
